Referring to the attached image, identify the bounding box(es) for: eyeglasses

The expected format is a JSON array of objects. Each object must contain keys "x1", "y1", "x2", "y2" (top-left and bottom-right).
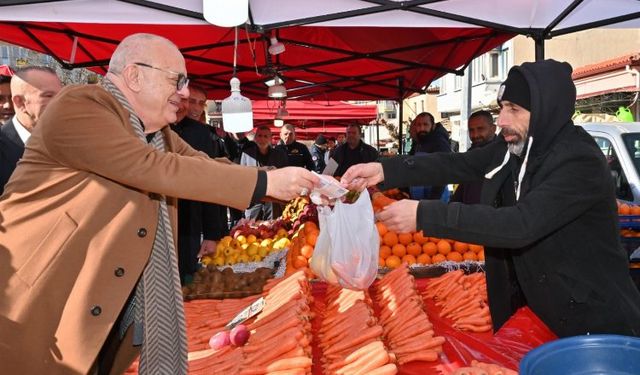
[{"x1": 133, "y1": 62, "x2": 189, "y2": 91}]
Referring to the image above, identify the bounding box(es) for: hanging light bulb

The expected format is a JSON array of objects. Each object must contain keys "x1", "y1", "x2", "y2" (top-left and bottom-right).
[
  {"x1": 273, "y1": 101, "x2": 288, "y2": 127},
  {"x1": 268, "y1": 76, "x2": 287, "y2": 98},
  {"x1": 203, "y1": 0, "x2": 248, "y2": 27},
  {"x1": 268, "y1": 36, "x2": 285, "y2": 56},
  {"x1": 222, "y1": 77, "x2": 253, "y2": 133}
]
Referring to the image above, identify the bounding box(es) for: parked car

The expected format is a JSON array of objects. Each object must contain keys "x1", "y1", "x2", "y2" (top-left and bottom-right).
[{"x1": 578, "y1": 122, "x2": 640, "y2": 203}]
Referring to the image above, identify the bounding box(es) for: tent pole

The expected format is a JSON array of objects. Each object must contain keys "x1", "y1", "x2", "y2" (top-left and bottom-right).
[
  {"x1": 376, "y1": 120, "x2": 380, "y2": 152},
  {"x1": 534, "y1": 35, "x2": 545, "y2": 61},
  {"x1": 397, "y1": 77, "x2": 404, "y2": 155}
]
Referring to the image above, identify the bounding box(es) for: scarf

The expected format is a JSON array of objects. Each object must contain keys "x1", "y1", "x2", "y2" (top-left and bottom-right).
[{"x1": 102, "y1": 77, "x2": 188, "y2": 374}]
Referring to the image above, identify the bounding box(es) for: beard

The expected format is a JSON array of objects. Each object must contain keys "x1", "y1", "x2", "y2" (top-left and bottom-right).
[
  {"x1": 502, "y1": 128, "x2": 526, "y2": 156},
  {"x1": 416, "y1": 131, "x2": 429, "y2": 143}
]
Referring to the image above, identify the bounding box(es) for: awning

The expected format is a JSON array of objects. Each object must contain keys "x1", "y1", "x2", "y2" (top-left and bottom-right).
[
  {"x1": 252, "y1": 100, "x2": 377, "y2": 121},
  {"x1": 573, "y1": 53, "x2": 640, "y2": 99}
]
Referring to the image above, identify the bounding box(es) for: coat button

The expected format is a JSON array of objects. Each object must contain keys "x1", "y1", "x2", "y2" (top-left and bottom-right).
[
  {"x1": 538, "y1": 273, "x2": 547, "y2": 283},
  {"x1": 137, "y1": 228, "x2": 147, "y2": 237},
  {"x1": 114, "y1": 267, "x2": 125, "y2": 277},
  {"x1": 90, "y1": 305, "x2": 102, "y2": 316}
]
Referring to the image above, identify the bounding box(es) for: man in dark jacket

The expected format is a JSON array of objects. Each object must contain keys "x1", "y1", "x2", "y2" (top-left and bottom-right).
[
  {"x1": 409, "y1": 112, "x2": 451, "y2": 200},
  {"x1": 277, "y1": 123, "x2": 314, "y2": 170},
  {"x1": 450, "y1": 110, "x2": 497, "y2": 204},
  {"x1": 332, "y1": 124, "x2": 379, "y2": 177},
  {"x1": 171, "y1": 98, "x2": 225, "y2": 284},
  {"x1": 341, "y1": 59, "x2": 640, "y2": 338},
  {"x1": 310, "y1": 134, "x2": 328, "y2": 173}
]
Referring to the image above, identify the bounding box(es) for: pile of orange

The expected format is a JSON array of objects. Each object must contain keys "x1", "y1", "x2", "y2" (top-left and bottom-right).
[
  {"x1": 376, "y1": 221, "x2": 485, "y2": 269},
  {"x1": 618, "y1": 200, "x2": 640, "y2": 215},
  {"x1": 286, "y1": 221, "x2": 320, "y2": 276}
]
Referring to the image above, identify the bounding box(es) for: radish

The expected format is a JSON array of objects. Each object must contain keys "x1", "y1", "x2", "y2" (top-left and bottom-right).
[
  {"x1": 209, "y1": 331, "x2": 230, "y2": 350},
  {"x1": 230, "y1": 324, "x2": 250, "y2": 346}
]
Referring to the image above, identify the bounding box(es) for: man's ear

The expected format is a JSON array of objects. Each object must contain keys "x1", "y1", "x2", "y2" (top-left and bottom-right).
[
  {"x1": 11, "y1": 95, "x2": 25, "y2": 111},
  {"x1": 122, "y1": 65, "x2": 142, "y2": 92}
]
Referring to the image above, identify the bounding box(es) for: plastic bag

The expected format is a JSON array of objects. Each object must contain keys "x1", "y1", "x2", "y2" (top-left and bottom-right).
[{"x1": 310, "y1": 189, "x2": 379, "y2": 290}]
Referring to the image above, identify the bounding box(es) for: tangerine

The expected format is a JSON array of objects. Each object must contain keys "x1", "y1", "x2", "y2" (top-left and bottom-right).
[
  {"x1": 478, "y1": 250, "x2": 485, "y2": 261},
  {"x1": 385, "y1": 255, "x2": 402, "y2": 269},
  {"x1": 413, "y1": 231, "x2": 429, "y2": 245},
  {"x1": 463, "y1": 251, "x2": 478, "y2": 261},
  {"x1": 383, "y1": 232, "x2": 399, "y2": 247},
  {"x1": 620, "y1": 204, "x2": 631, "y2": 215},
  {"x1": 303, "y1": 221, "x2": 318, "y2": 234},
  {"x1": 422, "y1": 242, "x2": 438, "y2": 256},
  {"x1": 379, "y1": 245, "x2": 392, "y2": 259},
  {"x1": 300, "y1": 244, "x2": 314, "y2": 259},
  {"x1": 416, "y1": 253, "x2": 431, "y2": 265},
  {"x1": 398, "y1": 232, "x2": 413, "y2": 246},
  {"x1": 632, "y1": 205, "x2": 640, "y2": 215},
  {"x1": 406, "y1": 242, "x2": 422, "y2": 256},
  {"x1": 468, "y1": 244, "x2": 484, "y2": 253},
  {"x1": 453, "y1": 241, "x2": 469, "y2": 253},
  {"x1": 447, "y1": 251, "x2": 463, "y2": 262},
  {"x1": 429, "y1": 237, "x2": 441, "y2": 243},
  {"x1": 402, "y1": 254, "x2": 417, "y2": 265},
  {"x1": 306, "y1": 232, "x2": 318, "y2": 246},
  {"x1": 432, "y1": 253, "x2": 446, "y2": 264},
  {"x1": 293, "y1": 255, "x2": 308, "y2": 268},
  {"x1": 379, "y1": 257, "x2": 386, "y2": 267},
  {"x1": 392, "y1": 244, "x2": 407, "y2": 258},
  {"x1": 436, "y1": 240, "x2": 452, "y2": 255},
  {"x1": 376, "y1": 222, "x2": 388, "y2": 236}
]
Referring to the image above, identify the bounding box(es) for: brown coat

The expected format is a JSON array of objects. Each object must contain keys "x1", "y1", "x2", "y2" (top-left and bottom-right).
[{"x1": 0, "y1": 85, "x2": 258, "y2": 374}]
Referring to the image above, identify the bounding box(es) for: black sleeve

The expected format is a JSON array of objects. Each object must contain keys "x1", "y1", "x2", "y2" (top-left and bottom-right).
[
  {"x1": 302, "y1": 145, "x2": 315, "y2": 171},
  {"x1": 202, "y1": 203, "x2": 223, "y2": 240},
  {"x1": 251, "y1": 170, "x2": 267, "y2": 202}
]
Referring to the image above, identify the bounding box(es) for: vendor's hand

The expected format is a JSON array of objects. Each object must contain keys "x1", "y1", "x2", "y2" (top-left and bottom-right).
[
  {"x1": 266, "y1": 167, "x2": 319, "y2": 201},
  {"x1": 375, "y1": 199, "x2": 419, "y2": 233},
  {"x1": 340, "y1": 162, "x2": 384, "y2": 192},
  {"x1": 198, "y1": 239, "x2": 217, "y2": 258}
]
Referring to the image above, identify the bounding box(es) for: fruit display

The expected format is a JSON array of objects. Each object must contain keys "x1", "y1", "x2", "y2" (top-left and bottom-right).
[
  {"x1": 285, "y1": 221, "x2": 320, "y2": 276},
  {"x1": 423, "y1": 270, "x2": 492, "y2": 333},
  {"x1": 617, "y1": 199, "x2": 640, "y2": 216},
  {"x1": 281, "y1": 196, "x2": 318, "y2": 232},
  {"x1": 182, "y1": 267, "x2": 274, "y2": 300}
]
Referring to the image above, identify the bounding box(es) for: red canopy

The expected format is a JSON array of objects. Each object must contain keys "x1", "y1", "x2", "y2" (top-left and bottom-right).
[{"x1": 252, "y1": 100, "x2": 377, "y2": 121}]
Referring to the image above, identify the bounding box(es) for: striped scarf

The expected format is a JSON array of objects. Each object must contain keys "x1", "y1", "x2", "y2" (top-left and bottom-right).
[{"x1": 102, "y1": 78, "x2": 188, "y2": 375}]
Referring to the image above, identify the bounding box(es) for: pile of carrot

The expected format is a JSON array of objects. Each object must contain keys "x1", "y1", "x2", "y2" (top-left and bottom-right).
[
  {"x1": 374, "y1": 264, "x2": 446, "y2": 365},
  {"x1": 318, "y1": 285, "x2": 398, "y2": 375},
  {"x1": 239, "y1": 270, "x2": 314, "y2": 375},
  {"x1": 422, "y1": 270, "x2": 492, "y2": 333},
  {"x1": 451, "y1": 360, "x2": 518, "y2": 375}
]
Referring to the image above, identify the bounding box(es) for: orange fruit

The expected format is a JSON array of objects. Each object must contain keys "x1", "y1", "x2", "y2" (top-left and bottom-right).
[
  {"x1": 447, "y1": 251, "x2": 463, "y2": 262},
  {"x1": 379, "y1": 257, "x2": 386, "y2": 267},
  {"x1": 392, "y1": 244, "x2": 407, "y2": 258},
  {"x1": 416, "y1": 253, "x2": 431, "y2": 265},
  {"x1": 385, "y1": 255, "x2": 402, "y2": 269},
  {"x1": 620, "y1": 204, "x2": 631, "y2": 215},
  {"x1": 478, "y1": 250, "x2": 485, "y2": 261},
  {"x1": 413, "y1": 231, "x2": 429, "y2": 245},
  {"x1": 398, "y1": 232, "x2": 413, "y2": 246},
  {"x1": 468, "y1": 244, "x2": 484, "y2": 253},
  {"x1": 422, "y1": 242, "x2": 438, "y2": 256},
  {"x1": 305, "y1": 221, "x2": 318, "y2": 232},
  {"x1": 632, "y1": 205, "x2": 640, "y2": 215},
  {"x1": 402, "y1": 254, "x2": 417, "y2": 265},
  {"x1": 293, "y1": 255, "x2": 308, "y2": 268},
  {"x1": 429, "y1": 237, "x2": 441, "y2": 243},
  {"x1": 300, "y1": 244, "x2": 314, "y2": 259},
  {"x1": 406, "y1": 242, "x2": 422, "y2": 256},
  {"x1": 432, "y1": 253, "x2": 446, "y2": 264},
  {"x1": 436, "y1": 240, "x2": 451, "y2": 255},
  {"x1": 463, "y1": 251, "x2": 478, "y2": 261},
  {"x1": 383, "y1": 232, "x2": 399, "y2": 247},
  {"x1": 376, "y1": 222, "x2": 388, "y2": 236},
  {"x1": 306, "y1": 232, "x2": 318, "y2": 247},
  {"x1": 379, "y1": 245, "x2": 392, "y2": 259},
  {"x1": 453, "y1": 241, "x2": 469, "y2": 253}
]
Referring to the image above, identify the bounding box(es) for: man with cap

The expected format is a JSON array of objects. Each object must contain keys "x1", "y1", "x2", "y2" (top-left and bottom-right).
[
  {"x1": 341, "y1": 59, "x2": 640, "y2": 338},
  {"x1": 310, "y1": 134, "x2": 328, "y2": 173}
]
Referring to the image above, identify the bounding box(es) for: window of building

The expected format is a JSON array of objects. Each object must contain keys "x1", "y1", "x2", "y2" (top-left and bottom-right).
[
  {"x1": 420, "y1": 100, "x2": 424, "y2": 113},
  {"x1": 489, "y1": 51, "x2": 499, "y2": 78}
]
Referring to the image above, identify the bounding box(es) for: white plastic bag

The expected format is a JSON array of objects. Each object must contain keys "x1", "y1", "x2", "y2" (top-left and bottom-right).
[{"x1": 310, "y1": 189, "x2": 379, "y2": 290}]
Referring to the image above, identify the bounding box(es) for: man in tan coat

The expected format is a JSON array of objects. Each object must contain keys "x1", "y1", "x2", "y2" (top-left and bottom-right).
[{"x1": 0, "y1": 33, "x2": 318, "y2": 375}]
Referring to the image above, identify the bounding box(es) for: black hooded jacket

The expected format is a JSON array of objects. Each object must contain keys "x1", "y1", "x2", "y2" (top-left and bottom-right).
[{"x1": 379, "y1": 60, "x2": 640, "y2": 337}]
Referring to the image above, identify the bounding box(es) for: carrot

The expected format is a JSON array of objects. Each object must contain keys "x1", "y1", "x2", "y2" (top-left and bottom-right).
[
  {"x1": 335, "y1": 345, "x2": 389, "y2": 375},
  {"x1": 396, "y1": 350, "x2": 439, "y2": 365},
  {"x1": 391, "y1": 337, "x2": 446, "y2": 355},
  {"x1": 264, "y1": 368, "x2": 306, "y2": 375},
  {"x1": 324, "y1": 325, "x2": 383, "y2": 355},
  {"x1": 364, "y1": 363, "x2": 398, "y2": 375},
  {"x1": 245, "y1": 335, "x2": 299, "y2": 365},
  {"x1": 239, "y1": 356, "x2": 312, "y2": 375},
  {"x1": 326, "y1": 341, "x2": 384, "y2": 371},
  {"x1": 454, "y1": 315, "x2": 491, "y2": 326},
  {"x1": 452, "y1": 367, "x2": 489, "y2": 375},
  {"x1": 392, "y1": 330, "x2": 435, "y2": 349},
  {"x1": 455, "y1": 323, "x2": 493, "y2": 332}
]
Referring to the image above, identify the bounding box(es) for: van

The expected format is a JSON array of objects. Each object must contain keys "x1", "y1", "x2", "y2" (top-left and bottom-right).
[{"x1": 578, "y1": 122, "x2": 640, "y2": 203}]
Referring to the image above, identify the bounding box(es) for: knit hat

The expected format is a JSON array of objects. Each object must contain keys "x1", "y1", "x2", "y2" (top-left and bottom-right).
[
  {"x1": 315, "y1": 134, "x2": 327, "y2": 145},
  {"x1": 498, "y1": 68, "x2": 530, "y2": 111}
]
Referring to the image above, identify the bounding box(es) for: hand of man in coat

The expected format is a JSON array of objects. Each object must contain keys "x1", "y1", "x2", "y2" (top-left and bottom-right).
[
  {"x1": 340, "y1": 162, "x2": 384, "y2": 192},
  {"x1": 266, "y1": 167, "x2": 319, "y2": 201},
  {"x1": 375, "y1": 199, "x2": 419, "y2": 233},
  {"x1": 198, "y1": 239, "x2": 217, "y2": 258}
]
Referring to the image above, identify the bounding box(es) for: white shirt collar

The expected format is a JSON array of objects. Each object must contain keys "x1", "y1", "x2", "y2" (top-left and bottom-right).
[{"x1": 12, "y1": 115, "x2": 31, "y2": 144}]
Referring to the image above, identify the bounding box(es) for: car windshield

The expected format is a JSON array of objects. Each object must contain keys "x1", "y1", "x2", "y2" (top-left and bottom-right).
[{"x1": 622, "y1": 133, "x2": 640, "y2": 177}]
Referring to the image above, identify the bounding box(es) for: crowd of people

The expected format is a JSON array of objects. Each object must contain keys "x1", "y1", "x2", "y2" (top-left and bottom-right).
[{"x1": 1, "y1": 32, "x2": 639, "y2": 375}]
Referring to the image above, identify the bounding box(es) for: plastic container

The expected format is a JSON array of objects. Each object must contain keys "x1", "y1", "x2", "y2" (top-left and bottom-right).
[{"x1": 520, "y1": 334, "x2": 640, "y2": 375}]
